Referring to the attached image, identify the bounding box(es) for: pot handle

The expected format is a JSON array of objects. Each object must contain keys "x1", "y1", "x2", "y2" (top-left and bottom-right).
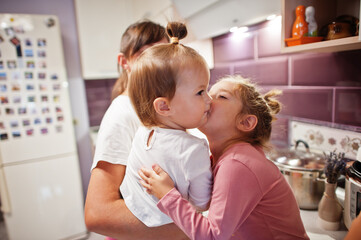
[{"x1": 295, "y1": 140, "x2": 310, "y2": 152}]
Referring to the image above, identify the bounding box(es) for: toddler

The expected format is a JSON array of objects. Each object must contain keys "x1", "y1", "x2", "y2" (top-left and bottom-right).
[{"x1": 120, "y1": 22, "x2": 213, "y2": 227}]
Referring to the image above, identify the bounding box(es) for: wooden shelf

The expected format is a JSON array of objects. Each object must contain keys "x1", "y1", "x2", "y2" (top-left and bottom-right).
[{"x1": 281, "y1": 0, "x2": 361, "y2": 53}]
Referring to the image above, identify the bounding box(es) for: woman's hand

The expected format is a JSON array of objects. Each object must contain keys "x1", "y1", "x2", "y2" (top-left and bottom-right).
[{"x1": 139, "y1": 164, "x2": 175, "y2": 200}]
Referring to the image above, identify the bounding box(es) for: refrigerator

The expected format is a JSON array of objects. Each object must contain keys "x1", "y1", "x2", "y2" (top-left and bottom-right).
[{"x1": 0, "y1": 14, "x2": 87, "y2": 240}]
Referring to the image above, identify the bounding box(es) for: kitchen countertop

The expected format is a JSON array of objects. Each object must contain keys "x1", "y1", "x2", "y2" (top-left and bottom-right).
[{"x1": 301, "y1": 210, "x2": 348, "y2": 240}]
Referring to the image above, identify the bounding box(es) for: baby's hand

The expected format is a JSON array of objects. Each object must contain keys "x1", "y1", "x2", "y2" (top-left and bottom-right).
[{"x1": 138, "y1": 164, "x2": 175, "y2": 200}]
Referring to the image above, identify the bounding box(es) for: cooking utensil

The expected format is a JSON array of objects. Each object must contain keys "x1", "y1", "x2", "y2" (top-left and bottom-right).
[{"x1": 269, "y1": 140, "x2": 326, "y2": 210}]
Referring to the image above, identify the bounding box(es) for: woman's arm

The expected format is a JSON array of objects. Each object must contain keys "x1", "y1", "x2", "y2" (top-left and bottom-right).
[
  {"x1": 140, "y1": 161, "x2": 261, "y2": 240},
  {"x1": 344, "y1": 214, "x2": 361, "y2": 240},
  {"x1": 84, "y1": 161, "x2": 188, "y2": 240}
]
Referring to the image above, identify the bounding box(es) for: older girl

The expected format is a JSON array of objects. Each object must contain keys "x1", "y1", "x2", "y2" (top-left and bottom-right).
[{"x1": 140, "y1": 76, "x2": 310, "y2": 240}]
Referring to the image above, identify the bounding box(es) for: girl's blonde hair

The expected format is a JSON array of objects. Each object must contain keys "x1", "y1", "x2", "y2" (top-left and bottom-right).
[
  {"x1": 111, "y1": 21, "x2": 169, "y2": 100},
  {"x1": 220, "y1": 75, "x2": 282, "y2": 149},
  {"x1": 128, "y1": 22, "x2": 209, "y2": 127}
]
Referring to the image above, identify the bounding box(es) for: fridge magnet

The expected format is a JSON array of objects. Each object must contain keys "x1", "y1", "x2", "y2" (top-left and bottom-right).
[
  {"x1": 55, "y1": 125, "x2": 63, "y2": 133},
  {"x1": 37, "y1": 39, "x2": 46, "y2": 47},
  {"x1": 41, "y1": 95, "x2": 48, "y2": 102},
  {"x1": 25, "y1": 38, "x2": 32, "y2": 46},
  {"x1": 1, "y1": 97, "x2": 9, "y2": 104},
  {"x1": 46, "y1": 117, "x2": 52, "y2": 124},
  {"x1": 0, "y1": 72, "x2": 7, "y2": 80},
  {"x1": 7, "y1": 60, "x2": 16, "y2": 69},
  {"x1": 37, "y1": 50, "x2": 46, "y2": 58},
  {"x1": 0, "y1": 34, "x2": 4, "y2": 43},
  {"x1": 38, "y1": 61, "x2": 46, "y2": 68},
  {"x1": 41, "y1": 107, "x2": 49, "y2": 113},
  {"x1": 0, "y1": 133, "x2": 8, "y2": 140},
  {"x1": 44, "y1": 17, "x2": 56, "y2": 28},
  {"x1": 18, "y1": 107, "x2": 27, "y2": 115},
  {"x1": 57, "y1": 115, "x2": 64, "y2": 122},
  {"x1": 26, "y1": 128, "x2": 34, "y2": 136},
  {"x1": 26, "y1": 61, "x2": 35, "y2": 68},
  {"x1": 12, "y1": 72, "x2": 20, "y2": 80},
  {"x1": 26, "y1": 84, "x2": 34, "y2": 90},
  {"x1": 39, "y1": 84, "x2": 47, "y2": 91},
  {"x1": 53, "y1": 84, "x2": 60, "y2": 90},
  {"x1": 0, "y1": 122, "x2": 4, "y2": 129},
  {"x1": 50, "y1": 74, "x2": 58, "y2": 80},
  {"x1": 5, "y1": 108, "x2": 14, "y2": 114},
  {"x1": 0, "y1": 84, "x2": 7, "y2": 92},
  {"x1": 29, "y1": 106, "x2": 37, "y2": 114},
  {"x1": 25, "y1": 72, "x2": 33, "y2": 79},
  {"x1": 4, "y1": 27, "x2": 14, "y2": 36},
  {"x1": 53, "y1": 95, "x2": 60, "y2": 102},
  {"x1": 24, "y1": 49, "x2": 33, "y2": 57},
  {"x1": 38, "y1": 72, "x2": 46, "y2": 79},
  {"x1": 34, "y1": 118, "x2": 41, "y2": 125},
  {"x1": 0, "y1": 61, "x2": 3, "y2": 69},
  {"x1": 55, "y1": 106, "x2": 62, "y2": 113},
  {"x1": 10, "y1": 120, "x2": 18, "y2": 128},
  {"x1": 27, "y1": 96, "x2": 35, "y2": 102},
  {"x1": 12, "y1": 131, "x2": 21, "y2": 138},
  {"x1": 9, "y1": 37, "x2": 22, "y2": 57},
  {"x1": 13, "y1": 96, "x2": 21, "y2": 103},
  {"x1": 22, "y1": 119, "x2": 30, "y2": 126},
  {"x1": 40, "y1": 127, "x2": 48, "y2": 134},
  {"x1": 12, "y1": 83, "x2": 21, "y2": 91}
]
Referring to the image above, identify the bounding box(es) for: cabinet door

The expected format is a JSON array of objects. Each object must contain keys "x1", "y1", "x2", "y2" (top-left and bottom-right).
[{"x1": 75, "y1": 0, "x2": 134, "y2": 79}]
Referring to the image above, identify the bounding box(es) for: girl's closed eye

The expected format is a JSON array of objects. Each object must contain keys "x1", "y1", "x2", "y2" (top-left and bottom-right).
[{"x1": 216, "y1": 94, "x2": 228, "y2": 99}]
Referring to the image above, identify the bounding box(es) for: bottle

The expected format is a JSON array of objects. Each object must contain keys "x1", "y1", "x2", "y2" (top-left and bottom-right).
[
  {"x1": 292, "y1": 5, "x2": 308, "y2": 38},
  {"x1": 305, "y1": 6, "x2": 317, "y2": 36}
]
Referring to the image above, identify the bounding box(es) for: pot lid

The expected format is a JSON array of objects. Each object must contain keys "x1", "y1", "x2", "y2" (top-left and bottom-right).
[{"x1": 269, "y1": 140, "x2": 326, "y2": 171}]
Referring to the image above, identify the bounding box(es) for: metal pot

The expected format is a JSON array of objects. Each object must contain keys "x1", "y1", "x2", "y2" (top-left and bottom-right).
[{"x1": 269, "y1": 140, "x2": 326, "y2": 210}]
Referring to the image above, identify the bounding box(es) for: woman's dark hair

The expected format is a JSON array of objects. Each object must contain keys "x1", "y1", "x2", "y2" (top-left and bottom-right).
[{"x1": 111, "y1": 21, "x2": 169, "y2": 100}]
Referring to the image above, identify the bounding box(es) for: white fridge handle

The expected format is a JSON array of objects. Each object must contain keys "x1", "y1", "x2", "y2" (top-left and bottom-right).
[{"x1": 0, "y1": 167, "x2": 11, "y2": 213}]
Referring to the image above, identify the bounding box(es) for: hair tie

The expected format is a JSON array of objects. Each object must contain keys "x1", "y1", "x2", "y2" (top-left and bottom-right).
[{"x1": 170, "y1": 37, "x2": 179, "y2": 44}]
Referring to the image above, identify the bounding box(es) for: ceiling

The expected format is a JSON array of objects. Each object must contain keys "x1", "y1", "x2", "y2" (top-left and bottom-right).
[{"x1": 171, "y1": 0, "x2": 281, "y2": 39}]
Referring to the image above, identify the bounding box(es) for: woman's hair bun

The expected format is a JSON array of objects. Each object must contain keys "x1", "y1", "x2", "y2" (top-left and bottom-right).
[{"x1": 166, "y1": 22, "x2": 187, "y2": 44}]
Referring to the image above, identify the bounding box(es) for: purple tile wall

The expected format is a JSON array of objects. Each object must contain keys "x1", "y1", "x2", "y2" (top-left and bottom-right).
[
  {"x1": 335, "y1": 89, "x2": 361, "y2": 126},
  {"x1": 85, "y1": 79, "x2": 116, "y2": 126},
  {"x1": 212, "y1": 18, "x2": 361, "y2": 145},
  {"x1": 234, "y1": 56, "x2": 288, "y2": 85},
  {"x1": 213, "y1": 33, "x2": 254, "y2": 62},
  {"x1": 279, "y1": 88, "x2": 333, "y2": 121}
]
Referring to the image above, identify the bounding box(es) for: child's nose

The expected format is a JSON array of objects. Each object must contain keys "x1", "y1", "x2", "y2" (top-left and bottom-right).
[{"x1": 204, "y1": 92, "x2": 212, "y2": 104}]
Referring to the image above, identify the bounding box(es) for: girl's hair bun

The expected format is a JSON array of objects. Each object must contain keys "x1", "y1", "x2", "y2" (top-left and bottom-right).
[{"x1": 166, "y1": 22, "x2": 187, "y2": 44}]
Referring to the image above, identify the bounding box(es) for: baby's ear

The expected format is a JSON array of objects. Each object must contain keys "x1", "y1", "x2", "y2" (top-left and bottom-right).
[
  {"x1": 153, "y1": 97, "x2": 170, "y2": 116},
  {"x1": 237, "y1": 114, "x2": 257, "y2": 132}
]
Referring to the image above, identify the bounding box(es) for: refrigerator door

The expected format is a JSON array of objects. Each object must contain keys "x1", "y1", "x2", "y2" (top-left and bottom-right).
[
  {"x1": 0, "y1": 14, "x2": 77, "y2": 165},
  {"x1": 2, "y1": 154, "x2": 87, "y2": 240}
]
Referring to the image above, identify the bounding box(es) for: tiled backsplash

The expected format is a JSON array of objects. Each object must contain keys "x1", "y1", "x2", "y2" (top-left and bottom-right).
[{"x1": 290, "y1": 121, "x2": 361, "y2": 160}]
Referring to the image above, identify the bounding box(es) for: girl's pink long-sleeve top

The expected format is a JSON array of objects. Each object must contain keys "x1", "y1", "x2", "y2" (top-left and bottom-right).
[{"x1": 157, "y1": 143, "x2": 309, "y2": 240}]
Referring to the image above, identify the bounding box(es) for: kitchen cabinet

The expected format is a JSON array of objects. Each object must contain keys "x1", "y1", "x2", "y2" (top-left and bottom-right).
[
  {"x1": 74, "y1": 0, "x2": 175, "y2": 79},
  {"x1": 281, "y1": 0, "x2": 361, "y2": 53}
]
